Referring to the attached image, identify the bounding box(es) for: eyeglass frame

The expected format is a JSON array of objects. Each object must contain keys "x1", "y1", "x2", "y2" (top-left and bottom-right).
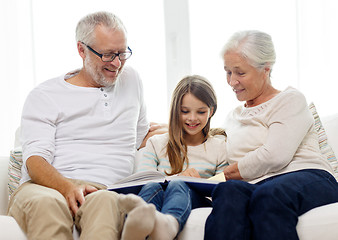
[{"x1": 81, "y1": 42, "x2": 132, "y2": 62}]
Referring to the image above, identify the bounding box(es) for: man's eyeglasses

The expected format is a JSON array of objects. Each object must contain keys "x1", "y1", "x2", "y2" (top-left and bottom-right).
[{"x1": 81, "y1": 42, "x2": 132, "y2": 62}]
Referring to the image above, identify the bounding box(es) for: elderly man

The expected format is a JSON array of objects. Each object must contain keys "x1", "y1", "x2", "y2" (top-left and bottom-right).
[{"x1": 7, "y1": 11, "x2": 163, "y2": 240}]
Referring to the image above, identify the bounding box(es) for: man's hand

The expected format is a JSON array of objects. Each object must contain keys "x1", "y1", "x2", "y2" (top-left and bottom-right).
[
  {"x1": 61, "y1": 182, "x2": 98, "y2": 216},
  {"x1": 179, "y1": 168, "x2": 201, "y2": 178},
  {"x1": 26, "y1": 155, "x2": 98, "y2": 216}
]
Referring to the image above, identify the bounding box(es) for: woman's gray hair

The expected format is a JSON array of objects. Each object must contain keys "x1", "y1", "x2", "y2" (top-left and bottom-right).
[
  {"x1": 221, "y1": 30, "x2": 276, "y2": 72},
  {"x1": 76, "y1": 11, "x2": 127, "y2": 45}
]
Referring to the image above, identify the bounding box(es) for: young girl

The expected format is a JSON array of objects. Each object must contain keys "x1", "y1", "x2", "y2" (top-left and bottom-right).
[{"x1": 118, "y1": 75, "x2": 228, "y2": 240}]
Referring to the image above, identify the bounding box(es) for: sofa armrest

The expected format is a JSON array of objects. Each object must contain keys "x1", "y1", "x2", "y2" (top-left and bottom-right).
[
  {"x1": 0, "y1": 216, "x2": 26, "y2": 239},
  {"x1": 0, "y1": 156, "x2": 9, "y2": 215}
]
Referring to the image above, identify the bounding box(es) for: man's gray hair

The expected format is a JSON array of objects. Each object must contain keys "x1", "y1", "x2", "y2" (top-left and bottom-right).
[{"x1": 76, "y1": 11, "x2": 127, "y2": 45}]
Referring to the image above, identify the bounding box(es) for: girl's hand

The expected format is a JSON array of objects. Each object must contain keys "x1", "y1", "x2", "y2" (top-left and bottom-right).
[
  {"x1": 223, "y1": 163, "x2": 243, "y2": 180},
  {"x1": 179, "y1": 168, "x2": 201, "y2": 178}
]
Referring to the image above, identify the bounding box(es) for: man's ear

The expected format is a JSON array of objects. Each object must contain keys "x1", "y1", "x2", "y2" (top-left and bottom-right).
[{"x1": 77, "y1": 41, "x2": 86, "y2": 59}]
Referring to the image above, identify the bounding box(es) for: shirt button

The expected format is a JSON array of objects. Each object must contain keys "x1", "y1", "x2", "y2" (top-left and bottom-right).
[
  {"x1": 104, "y1": 94, "x2": 107, "y2": 97},
  {"x1": 105, "y1": 103, "x2": 108, "y2": 106},
  {"x1": 100, "y1": 88, "x2": 104, "y2": 91}
]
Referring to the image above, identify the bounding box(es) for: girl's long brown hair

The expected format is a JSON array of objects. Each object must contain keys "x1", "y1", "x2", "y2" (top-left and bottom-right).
[{"x1": 165, "y1": 75, "x2": 217, "y2": 175}]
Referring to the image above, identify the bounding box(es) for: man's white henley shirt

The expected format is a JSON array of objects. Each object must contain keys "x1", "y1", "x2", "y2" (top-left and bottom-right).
[{"x1": 20, "y1": 65, "x2": 149, "y2": 186}]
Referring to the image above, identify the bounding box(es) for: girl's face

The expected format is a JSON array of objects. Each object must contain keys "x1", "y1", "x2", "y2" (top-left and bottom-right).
[{"x1": 180, "y1": 93, "x2": 213, "y2": 145}]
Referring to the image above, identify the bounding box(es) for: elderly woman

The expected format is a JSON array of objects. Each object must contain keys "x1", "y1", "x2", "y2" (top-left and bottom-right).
[{"x1": 204, "y1": 30, "x2": 338, "y2": 240}]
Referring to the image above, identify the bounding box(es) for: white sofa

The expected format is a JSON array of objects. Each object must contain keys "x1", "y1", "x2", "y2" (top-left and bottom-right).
[{"x1": 1, "y1": 107, "x2": 338, "y2": 239}]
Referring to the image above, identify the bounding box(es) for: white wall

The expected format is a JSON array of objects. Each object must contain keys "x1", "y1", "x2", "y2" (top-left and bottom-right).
[
  {"x1": 0, "y1": 0, "x2": 35, "y2": 155},
  {"x1": 0, "y1": 0, "x2": 167, "y2": 155},
  {"x1": 1, "y1": 0, "x2": 338, "y2": 155},
  {"x1": 188, "y1": 0, "x2": 299, "y2": 126}
]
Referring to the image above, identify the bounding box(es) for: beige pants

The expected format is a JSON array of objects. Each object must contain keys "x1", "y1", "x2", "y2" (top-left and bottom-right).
[{"x1": 7, "y1": 180, "x2": 125, "y2": 240}]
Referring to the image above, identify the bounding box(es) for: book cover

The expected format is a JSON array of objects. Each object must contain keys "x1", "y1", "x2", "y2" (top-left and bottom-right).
[{"x1": 108, "y1": 171, "x2": 225, "y2": 196}]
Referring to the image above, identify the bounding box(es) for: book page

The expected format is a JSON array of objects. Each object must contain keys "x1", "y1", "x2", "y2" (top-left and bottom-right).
[
  {"x1": 112, "y1": 170, "x2": 166, "y2": 185},
  {"x1": 166, "y1": 175, "x2": 221, "y2": 184},
  {"x1": 208, "y1": 172, "x2": 226, "y2": 182}
]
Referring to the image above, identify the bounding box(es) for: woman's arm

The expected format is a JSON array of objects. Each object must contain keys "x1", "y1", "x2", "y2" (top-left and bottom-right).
[{"x1": 231, "y1": 90, "x2": 313, "y2": 180}]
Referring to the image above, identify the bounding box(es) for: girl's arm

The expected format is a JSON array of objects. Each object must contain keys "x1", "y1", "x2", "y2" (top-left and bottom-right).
[
  {"x1": 136, "y1": 136, "x2": 161, "y2": 172},
  {"x1": 215, "y1": 138, "x2": 229, "y2": 175}
]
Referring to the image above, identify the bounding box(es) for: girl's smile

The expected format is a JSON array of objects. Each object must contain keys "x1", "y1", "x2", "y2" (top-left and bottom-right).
[{"x1": 180, "y1": 93, "x2": 213, "y2": 146}]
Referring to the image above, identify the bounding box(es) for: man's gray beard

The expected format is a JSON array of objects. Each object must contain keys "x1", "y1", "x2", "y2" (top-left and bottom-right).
[{"x1": 84, "y1": 56, "x2": 123, "y2": 88}]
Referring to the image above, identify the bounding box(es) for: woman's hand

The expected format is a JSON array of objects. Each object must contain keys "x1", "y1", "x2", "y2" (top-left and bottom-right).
[
  {"x1": 148, "y1": 122, "x2": 168, "y2": 133},
  {"x1": 139, "y1": 122, "x2": 168, "y2": 149},
  {"x1": 223, "y1": 163, "x2": 243, "y2": 180},
  {"x1": 179, "y1": 168, "x2": 201, "y2": 178}
]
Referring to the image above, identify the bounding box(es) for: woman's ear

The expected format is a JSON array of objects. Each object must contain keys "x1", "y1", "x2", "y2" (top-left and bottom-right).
[{"x1": 264, "y1": 66, "x2": 271, "y2": 77}]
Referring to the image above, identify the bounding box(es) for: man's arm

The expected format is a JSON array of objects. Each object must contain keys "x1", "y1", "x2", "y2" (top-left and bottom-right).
[{"x1": 26, "y1": 155, "x2": 97, "y2": 215}]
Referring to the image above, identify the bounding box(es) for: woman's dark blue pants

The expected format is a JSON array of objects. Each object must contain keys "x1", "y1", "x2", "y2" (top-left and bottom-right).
[{"x1": 204, "y1": 169, "x2": 338, "y2": 240}]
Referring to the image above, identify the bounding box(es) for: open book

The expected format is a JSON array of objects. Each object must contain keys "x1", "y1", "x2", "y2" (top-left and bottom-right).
[{"x1": 108, "y1": 171, "x2": 226, "y2": 196}]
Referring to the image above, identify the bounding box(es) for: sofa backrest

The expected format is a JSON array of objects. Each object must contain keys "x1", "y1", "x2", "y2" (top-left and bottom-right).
[{"x1": 322, "y1": 113, "x2": 338, "y2": 157}]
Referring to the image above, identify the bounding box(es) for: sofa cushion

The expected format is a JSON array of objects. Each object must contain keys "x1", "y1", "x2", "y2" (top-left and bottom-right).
[
  {"x1": 177, "y1": 207, "x2": 211, "y2": 240},
  {"x1": 297, "y1": 202, "x2": 338, "y2": 240},
  {"x1": 8, "y1": 148, "x2": 22, "y2": 198},
  {"x1": 309, "y1": 102, "x2": 338, "y2": 180}
]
